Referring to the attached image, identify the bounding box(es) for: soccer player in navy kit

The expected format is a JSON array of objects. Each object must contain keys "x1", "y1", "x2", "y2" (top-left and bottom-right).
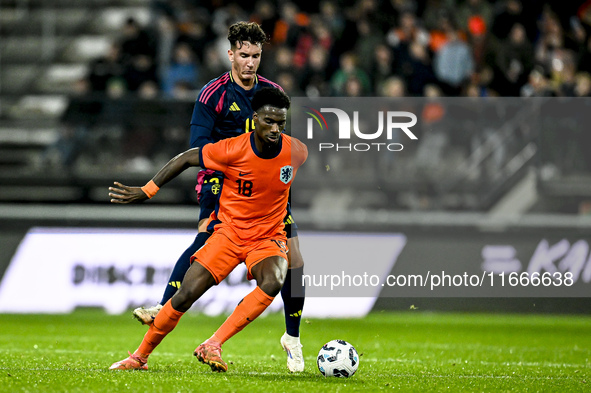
[{"x1": 132, "y1": 21, "x2": 305, "y2": 372}]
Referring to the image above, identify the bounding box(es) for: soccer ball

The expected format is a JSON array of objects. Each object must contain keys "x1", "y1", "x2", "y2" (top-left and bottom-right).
[{"x1": 316, "y1": 339, "x2": 359, "y2": 378}]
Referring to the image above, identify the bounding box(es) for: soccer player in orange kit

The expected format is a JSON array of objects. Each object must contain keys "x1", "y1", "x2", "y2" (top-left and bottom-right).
[
  {"x1": 135, "y1": 22, "x2": 306, "y2": 373},
  {"x1": 108, "y1": 87, "x2": 307, "y2": 372}
]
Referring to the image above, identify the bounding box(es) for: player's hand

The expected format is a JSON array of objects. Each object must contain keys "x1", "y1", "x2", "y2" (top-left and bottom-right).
[{"x1": 109, "y1": 182, "x2": 149, "y2": 204}]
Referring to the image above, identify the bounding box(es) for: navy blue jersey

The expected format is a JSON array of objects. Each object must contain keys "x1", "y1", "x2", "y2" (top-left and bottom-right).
[{"x1": 190, "y1": 71, "x2": 282, "y2": 149}]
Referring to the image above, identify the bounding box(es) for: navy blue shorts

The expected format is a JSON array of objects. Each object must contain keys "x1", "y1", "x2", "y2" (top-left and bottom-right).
[{"x1": 195, "y1": 170, "x2": 298, "y2": 238}]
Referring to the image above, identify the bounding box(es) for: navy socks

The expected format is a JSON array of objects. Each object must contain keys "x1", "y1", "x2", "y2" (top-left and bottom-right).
[
  {"x1": 159, "y1": 231, "x2": 211, "y2": 305},
  {"x1": 280, "y1": 265, "x2": 305, "y2": 337}
]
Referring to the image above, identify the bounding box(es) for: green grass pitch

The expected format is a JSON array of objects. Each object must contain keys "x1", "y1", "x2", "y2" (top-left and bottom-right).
[{"x1": 0, "y1": 310, "x2": 589, "y2": 392}]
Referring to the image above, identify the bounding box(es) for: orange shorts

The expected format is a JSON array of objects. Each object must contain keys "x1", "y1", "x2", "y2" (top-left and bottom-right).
[{"x1": 191, "y1": 227, "x2": 288, "y2": 284}]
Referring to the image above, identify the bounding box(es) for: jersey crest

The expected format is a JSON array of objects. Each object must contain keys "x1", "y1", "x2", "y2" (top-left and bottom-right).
[{"x1": 280, "y1": 165, "x2": 293, "y2": 184}]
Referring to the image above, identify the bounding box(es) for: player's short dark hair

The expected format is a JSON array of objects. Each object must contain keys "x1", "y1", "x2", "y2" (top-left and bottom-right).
[
  {"x1": 227, "y1": 21, "x2": 267, "y2": 48},
  {"x1": 252, "y1": 87, "x2": 291, "y2": 112}
]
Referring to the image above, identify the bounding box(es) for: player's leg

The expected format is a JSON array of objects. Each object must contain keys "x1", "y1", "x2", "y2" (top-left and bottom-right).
[
  {"x1": 195, "y1": 240, "x2": 288, "y2": 372},
  {"x1": 283, "y1": 236, "x2": 305, "y2": 334},
  {"x1": 133, "y1": 172, "x2": 220, "y2": 324},
  {"x1": 159, "y1": 223, "x2": 210, "y2": 305},
  {"x1": 132, "y1": 226, "x2": 210, "y2": 324},
  {"x1": 280, "y1": 208, "x2": 306, "y2": 372},
  {"x1": 199, "y1": 254, "x2": 286, "y2": 343},
  {"x1": 110, "y1": 261, "x2": 217, "y2": 370}
]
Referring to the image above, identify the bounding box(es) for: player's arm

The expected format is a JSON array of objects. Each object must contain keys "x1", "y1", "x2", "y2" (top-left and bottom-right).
[
  {"x1": 190, "y1": 92, "x2": 218, "y2": 149},
  {"x1": 191, "y1": 124, "x2": 215, "y2": 149},
  {"x1": 109, "y1": 147, "x2": 202, "y2": 204}
]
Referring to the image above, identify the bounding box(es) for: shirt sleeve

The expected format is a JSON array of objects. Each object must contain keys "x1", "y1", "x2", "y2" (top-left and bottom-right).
[
  {"x1": 189, "y1": 100, "x2": 217, "y2": 149},
  {"x1": 291, "y1": 138, "x2": 308, "y2": 169},
  {"x1": 200, "y1": 139, "x2": 230, "y2": 173}
]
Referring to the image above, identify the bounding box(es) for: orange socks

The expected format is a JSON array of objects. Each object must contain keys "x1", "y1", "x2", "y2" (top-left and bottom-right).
[
  {"x1": 211, "y1": 286, "x2": 274, "y2": 344},
  {"x1": 133, "y1": 287, "x2": 273, "y2": 357},
  {"x1": 136, "y1": 300, "x2": 184, "y2": 357}
]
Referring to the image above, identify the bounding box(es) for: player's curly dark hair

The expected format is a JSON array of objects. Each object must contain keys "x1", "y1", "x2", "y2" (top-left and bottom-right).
[
  {"x1": 227, "y1": 21, "x2": 268, "y2": 48},
  {"x1": 252, "y1": 87, "x2": 291, "y2": 112}
]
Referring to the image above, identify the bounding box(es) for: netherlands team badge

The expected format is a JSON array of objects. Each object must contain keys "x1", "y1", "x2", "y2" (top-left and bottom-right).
[{"x1": 280, "y1": 165, "x2": 293, "y2": 184}]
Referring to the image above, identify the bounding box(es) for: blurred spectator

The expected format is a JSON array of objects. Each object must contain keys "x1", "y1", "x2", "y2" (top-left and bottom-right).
[
  {"x1": 318, "y1": 1, "x2": 345, "y2": 40},
  {"x1": 387, "y1": 0, "x2": 419, "y2": 16},
  {"x1": 176, "y1": 19, "x2": 211, "y2": 63},
  {"x1": 429, "y1": 11, "x2": 466, "y2": 53},
  {"x1": 433, "y1": 30, "x2": 474, "y2": 95},
  {"x1": 353, "y1": 0, "x2": 382, "y2": 26},
  {"x1": 557, "y1": 58, "x2": 578, "y2": 96},
  {"x1": 490, "y1": 0, "x2": 537, "y2": 42},
  {"x1": 211, "y1": 4, "x2": 250, "y2": 62},
  {"x1": 119, "y1": 17, "x2": 156, "y2": 64},
  {"x1": 421, "y1": 0, "x2": 455, "y2": 31},
  {"x1": 354, "y1": 0, "x2": 393, "y2": 34},
  {"x1": 276, "y1": 72, "x2": 303, "y2": 96},
  {"x1": 455, "y1": 0, "x2": 493, "y2": 34},
  {"x1": 469, "y1": 66, "x2": 497, "y2": 96},
  {"x1": 424, "y1": 83, "x2": 444, "y2": 98},
  {"x1": 574, "y1": 72, "x2": 591, "y2": 97},
  {"x1": 380, "y1": 76, "x2": 407, "y2": 97},
  {"x1": 355, "y1": 19, "x2": 385, "y2": 74},
  {"x1": 293, "y1": 16, "x2": 333, "y2": 69},
  {"x1": 138, "y1": 80, "x2": 159, "y2": 100},
  {"x1": 535, "y1": 9, "x2": 566, "y2": 73},
  {"x1": 563, "y1": 14, "x2": 587, "y2": 53},
  {"x1": 520, "y1": 67, "x2": 555, "y2": 96},
  {"x1": 261, "y1": 45, "x2": 294, "y2": 81},
  {"x1": 330, "y1": 52, "x2": 371, "y2": 96},
  {"x1": 87, "y1": 43, "x2": 125, "y2": 93},
  {"x1": 397, "y1": 40, "x2": 438, "y2": 96},
  {"x1": 211, "y1": 3, "x2": 249, "y2": 40},
  {"x1": 370, "y1": 43, "x2": 396, "y2": 93},
  {"x1": 488, "y1": 23, "x2": 534, "y2": 96},
  {"x1": 250, "y1": 0, "x2": 279, "y2": 39},
  {"x1": 491, "y1": 0, "x2": 523, "y2": 40},
  {"x1": 343, "y1": 76, "x2": 365, "y2": 97},
  {"x1": 106, "y1": 77, "x2": 127, "y2": 99},
  {"x1": 577, "y1": 35, "x2": 591, "y2": 73},
  {"x1": 298, "y1": 45, "x2": 331, "y2": 97},
  {"x1": 199, "y1": 44, "x2": 227, "y2": 85},
  {"x1": 386, "y1": 11, "x2": 430, "y2": 49},
  {"x1": 161, "y1": 43, "x2": 199, "y2": 97},
  {"x1": 466, "y1": 15, "x2": 489, "y2": 71},
  {"x1": 464, "y1": 82, "x2": 481, "y2": 97},
  {"x1": 271, "y1": 2, "x2": 309, "y2": 47},
  {"x1": 123, "y1": 54, "x2": 159, "y2": 93}
]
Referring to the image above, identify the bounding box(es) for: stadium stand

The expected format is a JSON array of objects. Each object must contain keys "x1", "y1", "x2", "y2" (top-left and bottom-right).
[{"x1": 1, "y1": 0, "x2": 590, "y2": 213}]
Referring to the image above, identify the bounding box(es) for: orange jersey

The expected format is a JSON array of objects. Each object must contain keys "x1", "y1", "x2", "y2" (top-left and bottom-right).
[{"x1": 200, "y1": 132, "x2": 307, "y2": 241}]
